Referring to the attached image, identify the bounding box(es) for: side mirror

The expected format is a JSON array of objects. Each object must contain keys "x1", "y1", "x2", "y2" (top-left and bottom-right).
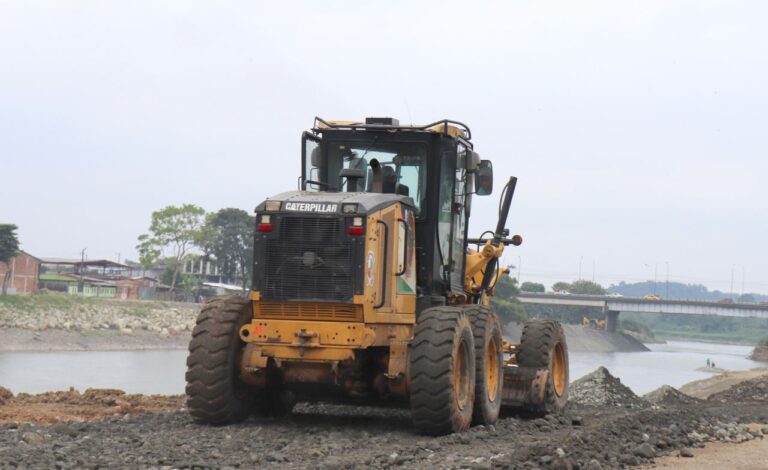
[
  {"x1": 476, "y1": 160, "x2": 493, "y2": 195},
  {"x1": 466, "y1": 151, "x2": 480, "y2": 172}
]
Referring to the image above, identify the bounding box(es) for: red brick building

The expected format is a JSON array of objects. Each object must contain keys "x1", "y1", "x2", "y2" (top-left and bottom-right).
[{"x1": 0, "y1": 251, "x2": 41, "y2": 294}]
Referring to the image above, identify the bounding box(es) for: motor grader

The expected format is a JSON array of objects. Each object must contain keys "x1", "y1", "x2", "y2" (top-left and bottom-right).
[{"x1": 186, "y1": 117, "x2": 569, "y2": 435}]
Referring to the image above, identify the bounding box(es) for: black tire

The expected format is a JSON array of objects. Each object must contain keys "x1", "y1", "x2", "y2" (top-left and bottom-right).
[
  {"x1": 185, "y1": 295, "x2": 255, "y2": 425},
  {"x1": 516, "y1": 320, "x2": 569, "y2": 415},
  {"x1": 409, "y1": 306, "x2": 476, "y2": 435},
  {"x1": 464, "y1": 305, "x2": 504, "y2": 426}
]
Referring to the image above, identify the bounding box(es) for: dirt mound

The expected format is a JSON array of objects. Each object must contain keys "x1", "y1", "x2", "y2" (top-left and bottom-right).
[
  {"x1": 708, "y1": 375, "x2": 768, "y2": 403},
  {"x1": 750, "y1": 347, "x2": 768, "y2": 362},
  {"x1": 643, "y1": 385, "x2": 701, "y2": 406},
  {"x1": 570, "y1": 366, "x2": 648, "y2": 408},
  {"x1": 0, "y1": 386, "x2": 12, "y2": 405},
  {"x1": 0, "y1": 387, "x2": 184, "y2": 424}
]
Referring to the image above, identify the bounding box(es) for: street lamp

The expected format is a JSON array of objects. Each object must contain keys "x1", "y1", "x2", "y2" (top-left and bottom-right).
[
  {"x1": 517, "y1": 256, "x2": 522, "y2": 284},
  {"x1": 665, "y1": 261, "x2": 669, "y2": 298},
  {"x1": 578, "y1": 256, "x2": 583, "y2": 280}
]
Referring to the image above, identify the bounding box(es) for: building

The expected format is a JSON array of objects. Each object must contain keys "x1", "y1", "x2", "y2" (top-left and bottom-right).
[{"x1": 0, "y1": 251, "x2": 41, "y2": 294}]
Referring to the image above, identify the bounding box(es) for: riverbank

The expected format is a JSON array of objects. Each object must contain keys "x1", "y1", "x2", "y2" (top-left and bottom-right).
[
  {"x1": 506, "y1": 322, "x2": 649, "y2": 352},
  {"x1": 0, "y1": 327, "x2": 190, "y2": 352},
  {"x1": 0, "y1": 295, "x2": 198, "y2": 351}
]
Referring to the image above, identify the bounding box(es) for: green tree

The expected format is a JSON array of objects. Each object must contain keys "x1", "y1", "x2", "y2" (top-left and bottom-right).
[
  {"x1": 569, "y1": 280, "x2": 606, "y2": 295},
  {"x1": 552, "y1": 281, "x2": 572, "y2": 292},
  {"x1": 490, "y1": 272, "x2": 528, "y2": 324},
  {"x1": 520, "y1": 281, "x2": 546, "y2": 293},
  {"x1": 202, "y1": 208, "x2": 255, "y2": 289},
  {"x1": 0, "y1": 224, "x2": 20, "y2": 295},
  {"x1": 137, "y1": 204, "x2": 205, "y2": 292}
]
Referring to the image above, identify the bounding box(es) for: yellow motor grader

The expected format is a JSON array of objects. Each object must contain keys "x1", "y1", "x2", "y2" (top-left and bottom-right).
[{"x1": 186, "y1": 117, "x2": 569, "y2": 435}]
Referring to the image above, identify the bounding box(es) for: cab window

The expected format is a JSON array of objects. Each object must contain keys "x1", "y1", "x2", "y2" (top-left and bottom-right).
[{"x1": 324, "y1": 141, "x2": 428, "y2": 216}]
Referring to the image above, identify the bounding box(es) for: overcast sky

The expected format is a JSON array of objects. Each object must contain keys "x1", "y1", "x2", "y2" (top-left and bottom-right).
[{"x1": 1, "y1": 1, "x2": 766, "y2": 294}]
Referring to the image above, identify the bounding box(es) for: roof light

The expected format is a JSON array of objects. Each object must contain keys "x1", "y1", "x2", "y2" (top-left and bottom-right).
[
  {"x1": 265, "y1": 200, "x2": 281, "y2": 212},
  {"x1": 342, "y1": 203, "x2": 358, "y2": 214}
]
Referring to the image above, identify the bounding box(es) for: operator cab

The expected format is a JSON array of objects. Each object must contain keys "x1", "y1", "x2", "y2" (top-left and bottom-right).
[{"x1": 299, "y1": 117, "x2": 494, "y2": 305}]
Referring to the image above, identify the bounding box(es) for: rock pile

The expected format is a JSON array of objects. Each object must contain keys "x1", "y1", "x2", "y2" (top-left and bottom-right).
[
  {"x1": 643, "y1": 385, "x2": 701, "y2": 406},
  {"x1": 569, "y1": 366, "x2": 648, "y2": 408},
  {"x1": 750, "y1": 346, "x2": 768, "y2": 362},
  {"x1": 708, "y1": 375, "x2": 768, "y2": 403},
  {"x1": 0, "y1": 297, "x2": 199, "y2": 335}
]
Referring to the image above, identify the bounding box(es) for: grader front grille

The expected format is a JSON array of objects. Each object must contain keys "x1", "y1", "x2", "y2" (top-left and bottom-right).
[
  {"x1": 254, "y1": 301, "x2": 363, "y2": 322},
  {"x1": 262, "y1": 216, "x2": 354, "y2": 301}
]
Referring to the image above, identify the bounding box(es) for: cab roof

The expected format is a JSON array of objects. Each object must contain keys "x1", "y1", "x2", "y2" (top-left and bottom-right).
[{"x1": 312, "y1": 116, "x2": 472, "y2": 144}]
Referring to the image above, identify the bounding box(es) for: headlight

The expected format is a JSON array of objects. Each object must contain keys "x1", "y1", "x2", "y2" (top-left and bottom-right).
[
  {"x1": 342, "y1": 203, "x2": 358, "y2": 214},
  {"x1": 265, "y1": 200, "x2": 282, "y2": 212}
]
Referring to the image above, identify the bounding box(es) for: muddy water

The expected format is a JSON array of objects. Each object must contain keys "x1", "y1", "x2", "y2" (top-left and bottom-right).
[{"x1": 0, "y1": 341, "x2": 761, "y2": 395}]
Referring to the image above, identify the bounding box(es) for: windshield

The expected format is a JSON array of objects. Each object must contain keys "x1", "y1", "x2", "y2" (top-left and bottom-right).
[{"x1": 308, "y1": 141, "x2": 428, "y2": 216}]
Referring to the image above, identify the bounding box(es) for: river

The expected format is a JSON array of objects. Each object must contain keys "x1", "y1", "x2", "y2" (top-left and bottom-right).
[{"x1": 0, "y1": 340, "x2": 761, "y2": 396}]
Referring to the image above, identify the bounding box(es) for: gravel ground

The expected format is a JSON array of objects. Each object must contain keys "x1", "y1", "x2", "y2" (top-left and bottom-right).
[{"x1": 2, "y1": 367, "x2": 768, "y2": 469}]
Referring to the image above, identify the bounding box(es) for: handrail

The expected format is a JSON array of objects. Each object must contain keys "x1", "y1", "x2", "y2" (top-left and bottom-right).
[
  {"x1": 395, "y1": 218, "x2": 408, "y2": 276},
  {"x1": 374, "y1": 220, "x2": 389, "y2": 309},
  {"x1": 312, "y1": 116, "x2": 472, "y2": 142}
]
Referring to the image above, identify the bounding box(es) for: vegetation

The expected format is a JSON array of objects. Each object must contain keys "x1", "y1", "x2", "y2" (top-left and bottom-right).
[
  {"x1": 198, "y1": 208, "x2": 255, "y2": 290},
  {"x1": 137, "y1": 204, "x2": 206, "y2": 292},
  {"x1": 137, "y1": 205, "x2": 256, "y2": 293},
  {"x1": 520, "y1": 281, "x2": 545, "y2": 293},
  {"x1": 608, "y1": 280, "x2": 767, "y2": 303},
  {"x1": 0, "y1": 224, "x2": 20, "y2": 295},
  {"x1": 490, "y1": 273, "x2": 528, "y2": 324},
  {"x1": 549, "y1": 280, "x2": 606, "y2": 295},
  {"x1": 758, "y1": 337, "x2": 768, "y2": 348}
]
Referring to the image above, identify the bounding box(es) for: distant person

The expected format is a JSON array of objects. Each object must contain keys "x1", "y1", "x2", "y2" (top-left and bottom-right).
[
  {"x1": 706, "y1": 358, "x2": 711, "y2": 368},
  {"x1": 712, "y1": 362, "x2": 716, "y2": 369}
]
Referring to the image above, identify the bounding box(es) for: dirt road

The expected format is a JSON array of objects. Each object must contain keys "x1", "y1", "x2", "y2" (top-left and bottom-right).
[{"x1": 643, "y1": 437, "x2": 768, "y2": 470}]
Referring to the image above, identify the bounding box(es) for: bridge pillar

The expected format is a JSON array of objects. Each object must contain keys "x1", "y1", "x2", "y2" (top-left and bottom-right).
[{"x1": 605, "y1": 310, "x2": 619, "y2": 333}]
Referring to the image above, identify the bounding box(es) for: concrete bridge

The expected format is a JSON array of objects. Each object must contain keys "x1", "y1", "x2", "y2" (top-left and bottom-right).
[{"x1": 516, "y1": 293, "x2": 768, "y2": 332}]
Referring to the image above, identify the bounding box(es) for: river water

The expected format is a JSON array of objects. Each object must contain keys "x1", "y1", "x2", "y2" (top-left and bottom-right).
[{"x1": 0, "y1": 340, "x2": 761, "y2": 396}]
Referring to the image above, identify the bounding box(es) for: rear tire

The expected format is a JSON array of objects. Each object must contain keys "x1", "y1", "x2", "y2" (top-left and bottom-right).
[
  {"x1": 186, "y1": 295, "x2": 255, "y2": 425},
  {"x1": 516, "y1": 320, "x2": 569, "y2": 415},
  {"x1": 409, "y1": 307, "x2": 476, "y2": 435},
  {"x1": 464, "y1": 305, "x2": 503, "y2": 426}
]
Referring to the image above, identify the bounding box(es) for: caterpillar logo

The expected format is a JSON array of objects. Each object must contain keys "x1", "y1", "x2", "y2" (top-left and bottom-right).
[{"x1": 284, "y1": 202, "x2": 338, "y2": 213}]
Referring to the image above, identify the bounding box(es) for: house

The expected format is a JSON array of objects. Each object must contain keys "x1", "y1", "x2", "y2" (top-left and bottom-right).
[
  {"x1": 116, "y1": 277, "x2": 172, "y2": 300},
  {"x1": 0, "y1": 251, "x2": 41, "y2": 294}
]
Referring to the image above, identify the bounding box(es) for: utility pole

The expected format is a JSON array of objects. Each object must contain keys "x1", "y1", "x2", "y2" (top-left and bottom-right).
[
  {"x1": 730, "y1": 264, "x2": 735, "y2": 296},
  {"x1": 741, "y1": 267, "x2": 745, "y2": 297},
  {"x1": 592, "y1": 260, "x2": 595, "y2": 283},
  {"x1": 665, "y1": 261, "x2": 669, "y2": 298},
  {"x1": 79, "y1": 248, "x2": 87, "y2": 294},
  {"x1": 654, "y1": 263, "x2": 658, "y2": 295},
  {"x1": 578, "y1": 256, "x2": 583, "y2": 280},
  {"x1": 517, "y1": 256, "x2": 522, "y2": 284}
]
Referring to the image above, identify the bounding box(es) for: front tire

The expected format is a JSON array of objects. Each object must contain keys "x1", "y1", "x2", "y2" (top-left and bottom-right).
[
  {"x1": 409, "y1": 307, "x2": 476, "y2": 435},
  {"x1": 185, "y1": 295, "x2": 255, "y2": 425},
  {"x1": 464, "y1": 305, "x2": 503, "y2": 426},
  {"x1": 516, "y1": 320, "x2": 569, "y2": 415}
]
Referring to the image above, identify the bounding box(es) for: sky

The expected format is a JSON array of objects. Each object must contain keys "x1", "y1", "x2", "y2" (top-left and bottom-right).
[{"x1": 1, "y1": 1, "x2": 767, "y2": 294}]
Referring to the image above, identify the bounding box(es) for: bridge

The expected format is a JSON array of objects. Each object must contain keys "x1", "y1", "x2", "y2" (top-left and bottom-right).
[{"x1": 516, "y1": 293, "x2": 768, "y2": 332}]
